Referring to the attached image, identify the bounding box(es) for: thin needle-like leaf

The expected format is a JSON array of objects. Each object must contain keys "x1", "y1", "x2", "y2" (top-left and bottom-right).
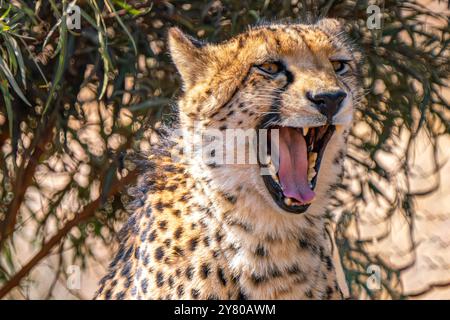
[{"x1": 0, "y1": 55, "x2": 30, "y2": 106}]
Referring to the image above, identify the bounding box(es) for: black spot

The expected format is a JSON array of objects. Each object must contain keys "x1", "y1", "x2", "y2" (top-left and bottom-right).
[
  {"x1": 219, "y1": 125, "x2": 227, "y2": 130},
  {"x1": 120, "y1": 262, "x2": 131, "y2": 277},
  {"x1": 141, "y1": 278, "x2": 148, "y2": 294},
  {"x1": 156, "y1": 271, "x2": 164, "y2": 287},
  {"x1": 179, "y1": 194, "x2": 192, "y2": 202},
  {"x1": 166, "y1": 184, "x2": 177, "y2": 192},
  {"x1": 306, "y1": 289, "x2": 313, "y2": 298},
  {"x1": 174, "y1": 246, "x2": 185, "y2": 256},
  {"x1": 326, "y1": 286, "x2": 334, "y2": 299},
  {"x1": 231, "y1": 273, "x2": 240, "y2": 284},
  {"x1": 225, "y1": 194, "x2": 237, "y2": 204},
  {"x1": 200, "y1": 263, "x2": 211, "y2": 279},
  {"x1": 155, "y1": 201, "x2": 164, "y2": 212},
  {"x1": 299, "y1": 238, "x2": 309, "y2": 249},
  {"x1": 238, "y1": 290, "x2": 248, "y2": 300},
  {"x1": 104, "y1": 289, "x2": 112, "y2": 299},
  {"x1": 140, "y1": 230, "x2": 149, "y2": 242},
  {"x1": 174, "y1": 226, "x2": 183, "y2": 239},
  {"x1": 228, "y1": 219, "x2": 252, "y2": 232},
  {"x1": 217, "y1": 268, "x2": 227, "y2": 286},
  {"x1": 288, "y1": 264, "x2": 301, "y2": 275},
  {"x1": 155, "y1": 246, "x2": 164, "y2": 261},
  {"x1": 168, "y1": 276, "x2": 174, "y2": 288},
  {"x1": 172, "y1": 209, "x2": 181, "y2": 217},
  {"x1": 186, "y1": 266, "x2": 194, "y2": 280},
  {"x1": 189, "y1": 237, "x2": 199, "y2": 251},
  {"x1": 163, "y1": 238, "x2": 171, "y2": 247},
  {"x1": 115, "y1": 291, "x2": 125, "y2": 300},
  {"x1": 148, "y1": 230, "x2": 157, "y2": 242},
  {"x1": 158, "y1": 220, "x2": 168, "y2": 230},
  {"x1": 163, "y1": 164, "x2": 177, "y2": 172},
  {"x1": 177, "y1": 285, "x2": 184, "y2": 297},
  {"x1": 251, "y1": 273, "x2": 267, "y2": 285},
  {"x1": 255, "y1": 244, "x2": 267, "y2": 257},
  {"x1": 143, "y1": 254, "x2": 150, "y2": 266},
  {"x1": 325, "y1": 256, "x2": 333, "y2": 271},
  {"x1": 215, "y1": 231, "x2": 223, "y2": 243},
  {"x1": 207, "y1": 294, "x2": 220, "y2": 300},
  {"x1": 269, "y1": 266, "x2": 282, "y2": 278},
  {"x1": 203, "y1": 236, "x2": 210, "y2": 247},
  {"x1": 191, "y1": 289, "x2": 200, "y2": 299},
  {"x1": 134, "y1": 247, "x2": 140, "y2": 260}
]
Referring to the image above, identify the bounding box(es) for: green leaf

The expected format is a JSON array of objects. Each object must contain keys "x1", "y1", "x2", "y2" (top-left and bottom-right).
[
  {"x1": 43, "y1": 15, "x2": 68, "y2": 115},
  {"x1": 104, "y1": 0, "x2": 137, "y2": 55},
  {"x1": 0, "y1": 79, "x2": 13, "y2": 138},
  {"x1": 0, "y1": 55, "x2": 30, "y2": 106},
  {"x1": 3, "y1": 34, "x2": 26, "y2": 89}
]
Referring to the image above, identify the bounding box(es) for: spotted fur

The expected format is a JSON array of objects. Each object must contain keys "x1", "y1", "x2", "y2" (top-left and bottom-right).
[{"x1": 95, "y1": 19, "x2": 363, "y2": 300}]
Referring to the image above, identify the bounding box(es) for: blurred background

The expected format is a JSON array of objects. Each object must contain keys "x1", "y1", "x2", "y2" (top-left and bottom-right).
[{"x1": 0, "y1": 0, "x2": 449, "y2": 300}]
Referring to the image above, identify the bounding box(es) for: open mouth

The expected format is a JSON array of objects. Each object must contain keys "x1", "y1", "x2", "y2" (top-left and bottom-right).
[{"x1": 259, "y1": 124, "x2": 335, "y2": 214}]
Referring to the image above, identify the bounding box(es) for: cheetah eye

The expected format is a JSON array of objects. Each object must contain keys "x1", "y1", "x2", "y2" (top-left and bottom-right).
[
  {"x1": 331, "y1": 60, "x2": 349, "y2": 74},
  {"x1": 256, "y1": 61, "x2": 284, "y2": 75}
]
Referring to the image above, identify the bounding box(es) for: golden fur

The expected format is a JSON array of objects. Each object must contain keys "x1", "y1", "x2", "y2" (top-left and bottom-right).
[{"x1": 95, "y1": 19, "x2": 363, "y2": 300}]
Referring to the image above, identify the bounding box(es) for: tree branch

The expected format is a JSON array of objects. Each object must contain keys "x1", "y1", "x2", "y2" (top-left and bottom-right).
[
  {"x1": 0, "y1": 115, "x2": 56, "y2": 249},
  {"x1": 0, "y1": 170, "x2": 138, "y2": 299}
]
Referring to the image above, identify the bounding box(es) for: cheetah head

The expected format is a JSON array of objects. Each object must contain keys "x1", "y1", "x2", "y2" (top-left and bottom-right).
[{"x1": 168, "y1": 19, "x2": 363, "y2": 216}]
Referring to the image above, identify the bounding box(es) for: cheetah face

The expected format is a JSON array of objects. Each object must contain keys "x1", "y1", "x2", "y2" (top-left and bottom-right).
[{"x1": 168, "y1": 19, "x2": 363, "y2": 215}]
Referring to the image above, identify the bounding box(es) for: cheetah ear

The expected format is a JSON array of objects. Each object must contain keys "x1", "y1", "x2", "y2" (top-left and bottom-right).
[
  {"x1": 168, "y1": 27, "x2": 205, "y2": 90},
  {"x1": 316, "y1": 18, "x2": 344, "y2": 35}
]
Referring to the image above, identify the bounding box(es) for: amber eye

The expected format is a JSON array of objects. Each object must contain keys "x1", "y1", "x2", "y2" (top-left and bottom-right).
[
  {"x1": 331, "y1": 60, "x2": 349, "y2": 74},
  {"x1": 256, "y1": 61, "x2": 283, "y2": 75}
]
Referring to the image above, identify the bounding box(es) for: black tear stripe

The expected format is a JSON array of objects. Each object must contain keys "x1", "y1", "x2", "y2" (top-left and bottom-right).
[{"x1": 259, "y1": 65, "x2": 294, "y2": 129}]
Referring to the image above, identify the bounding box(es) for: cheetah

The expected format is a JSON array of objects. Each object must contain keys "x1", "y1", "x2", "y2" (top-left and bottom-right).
[{"x1": 95, "y1": 19, "x2": 364, "y2": 300}]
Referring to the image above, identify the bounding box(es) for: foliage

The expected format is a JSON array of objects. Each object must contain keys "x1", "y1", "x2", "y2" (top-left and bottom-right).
[{"x1": 0, "y1": 0, "x2": 448, "y2": 299}]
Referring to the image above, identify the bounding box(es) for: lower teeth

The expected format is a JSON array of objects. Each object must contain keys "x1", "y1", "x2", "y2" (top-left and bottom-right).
[
  {"x1": 284, "y1": 197, "x2": 306, "y2": 207},
  {"x1": 307, "y1": 168, "x2": 316, "y2": 182},
  {"x1": 284, "y1": 198, "x2": 292, "y2": 206}
]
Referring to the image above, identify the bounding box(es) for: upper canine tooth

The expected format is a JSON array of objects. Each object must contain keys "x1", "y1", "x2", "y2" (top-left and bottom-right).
[{"x1": 302, "y1": 127, "x2": 309, "y2": 136}]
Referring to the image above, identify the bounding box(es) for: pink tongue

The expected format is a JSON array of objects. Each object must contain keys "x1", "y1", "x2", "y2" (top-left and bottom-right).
[{"x1": 277, "y1": 127, "x2": 316, "y2": 204}]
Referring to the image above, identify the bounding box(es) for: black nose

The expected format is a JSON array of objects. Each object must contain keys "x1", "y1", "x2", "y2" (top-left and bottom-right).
[{"x1": 306, "y1": 90, "x2": 347, "y2": 122}]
